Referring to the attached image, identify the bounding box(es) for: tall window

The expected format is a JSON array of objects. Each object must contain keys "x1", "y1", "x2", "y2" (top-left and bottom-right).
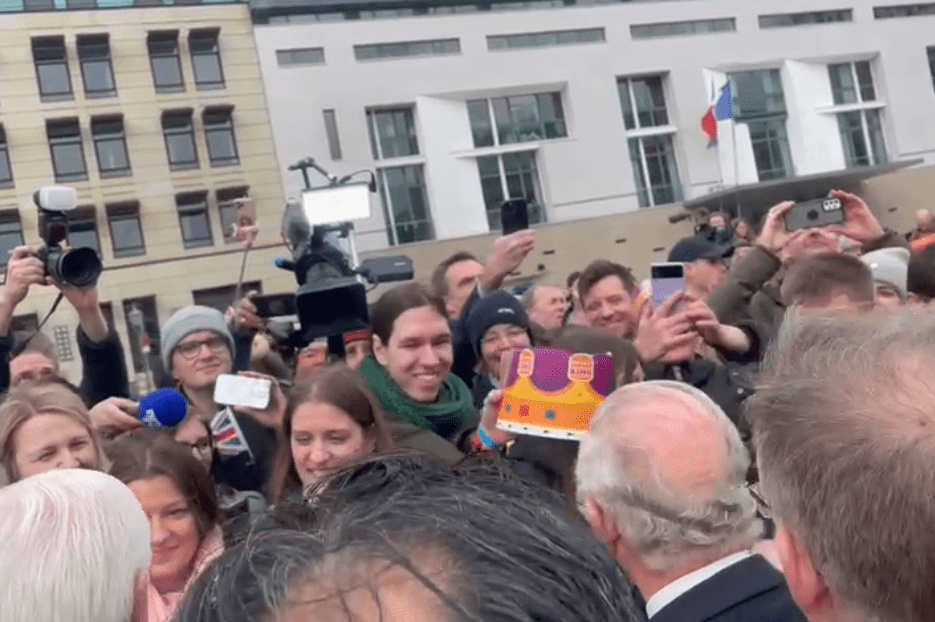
[
  {"x1": 729, "y1": 69, "x2": 793, "y2": 181},
  {"x1": 147, "y1": 31, "x2": 184, "y2": 93},
  {"x1": 0, "y1": 211, "x2": 24, "y2": 269},
  {"x1": 367, "y1": 106, "x2": 434, "y2": 245},
  {"x1": 122, "y1": 296, "x2": 160, "y2": 374},
  {"x1": 216, "y1": 186, "x2": 249, "y2": 244},
  {"x1": 928, "y1": 46, "x2": 935, "y2": 92},
  {"x1": 467, "y1": 93, "x2": 567, "y2": 147},
  {"x1": 67, "y1": 206, "x2": 101, "y2": 253},
  {"x1": 203, "y1": 107, "x2": 239, "y2": 167},
  {"x1": 367, "y1": 108, "x2": 419, "y2": 159},
  {"x1": 47, "y1": 119, "x2": 88, "y2": 183},
  {"x1": 828, "y1": 61, "x2": 887, "y2": 167},
  {"x1": 162, "y1": 110, "x2": 198, "y2": 170},
  {"x1": 32, "y1": 36, "x2": 73, "y2": 101},
  {"x1": 77, "y1": 34, "x2": 116, "y2": 98},
  {"x1": 477, "y1": 152, "x2": 545, "y2": 230},
  {"x1": 189, "y1": 29, "x2": 225, "y2": 90},
  {"x1": 91, "y1": 115, "x2": 131, "y2": 178},
  {"x1": 176, "y1": 192, "x2": 213, "y2": 249},
  {"x1": 0, "y1": 126, "x2": 13, "y2": 189},
  {"x1": 323, "y1": 109, "x2": 342, "y2": 160},
  {"x1": 617, "y1": 75, "x2": 682, "y2": 207},
  {"x1": 378, "y1": 166, "x2": 434, "y2": 245},
  {"x1": 106, "y1": 201, "x2": 146, "y2": 258}
]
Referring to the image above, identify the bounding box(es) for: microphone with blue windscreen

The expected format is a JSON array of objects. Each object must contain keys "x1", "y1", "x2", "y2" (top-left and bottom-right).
[{"x1": 138, "y1": 388, "x2": 188, "y2": 429}]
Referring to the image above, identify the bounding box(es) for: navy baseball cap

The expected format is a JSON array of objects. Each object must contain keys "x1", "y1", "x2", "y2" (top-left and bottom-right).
[{"x1": 667, "y1": 236, "x2": 734, "y2": 263}]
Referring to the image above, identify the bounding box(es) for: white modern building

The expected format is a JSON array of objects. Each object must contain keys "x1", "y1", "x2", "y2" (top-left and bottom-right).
[{"x1": 249, "y1": 0, "x2": 935, "y2": 251}]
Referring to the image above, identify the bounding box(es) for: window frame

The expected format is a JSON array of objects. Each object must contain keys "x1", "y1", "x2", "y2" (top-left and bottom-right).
[
  {"x1": 728, "y1": 69, "x2": 794, "y2": 181},
  {"x1": 216, "y1": 186, "x2": 250, "y2": 244},
  {"x1": 0, "y1": 210, "x2": 24, "y2": 270},
  {"x1": 162, "y1": 109, "x2": 199, "y2": 171},
  {"x1": 366, "y1": 107, "x2": 420, "y2": 160},
  {"x1": 91, "y1": 115, "x2": 131, "y2": 178},
  {"x1": 353, "y1": 38, "x2": 461, "y2": 61},
  {"x1": 476, "y1": 150, "x2": 547, "y2": 231},
  {"x1": 175, "y1": 191, "x2": 214, "y2": 249},
  {"x1": 189, "y1": 29, "x2": 226, "y2": 91},
  {"x1": 67, "y1": 206, "x2": 102, "y2": 254},
  {"x1": 147, "y1": 31, "x2": 185, "y2": 94},
  {"x1": 32, "y1": 36, "x2": 73, "y2": 102},
  {"x1": 106, "y1": 201, "x2": 146, "y2": 259},
  {"x1": 276, "y1": 47, "x2": 325, "y2": 67},
  {"x1": 487, "y1": 27, "x2": 605, "y2": 50},
  {"x1": 0, "y1": 126, "x2": 14, "y2": 189},
  {"x1": 323, "y1": 109, "x2": 343, "y2": 160},
  {"x1": 202, "y1": 106, "x2": 240, "y2": 167},
  {"x1": 76, "y1": 34, "x2": 117, "y2": 99},
  {"x1": 467, "y1": 92, "x2": 568, "y2": 148},
  {"x1": 46, "y1": 118, "x2": 89, "y2": 183},
  {"x1": 825, "y1": 61, "x2": 888, "y2": 168},
  {"x1": 376, "y1": 164, "x2": 435, "y2": 245}
]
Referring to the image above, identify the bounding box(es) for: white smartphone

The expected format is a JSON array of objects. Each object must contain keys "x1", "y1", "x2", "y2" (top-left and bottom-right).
[
  {"x1": 213, "y1": 374, "x2": 272, "y2": 410},
  {"x1": 650, "y1": 262, "x2": 686, "y2": 309}
]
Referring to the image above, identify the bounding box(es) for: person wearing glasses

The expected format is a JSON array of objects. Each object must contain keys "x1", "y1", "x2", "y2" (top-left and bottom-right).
[
  {"x1": 159, "y1": 305, "x2": 282, "y2": 493},
  {"x1": 575, "y1": 381, "x2": 806, "y2": 622}
]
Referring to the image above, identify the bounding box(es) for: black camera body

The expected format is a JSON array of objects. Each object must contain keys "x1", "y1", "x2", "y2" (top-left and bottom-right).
[{"x1": 34, "y1": 187, "x2": 103, "y2": 288}]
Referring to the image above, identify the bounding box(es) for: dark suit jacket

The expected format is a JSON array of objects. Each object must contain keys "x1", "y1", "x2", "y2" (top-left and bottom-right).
[{"x1": 652, "y1": 554, "x2": 807, "y2": 622}]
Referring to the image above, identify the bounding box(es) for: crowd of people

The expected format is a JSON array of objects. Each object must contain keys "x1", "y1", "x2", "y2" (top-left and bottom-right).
[{"x1": 1, "y1": 187, "x2": 935, "y2": 622}]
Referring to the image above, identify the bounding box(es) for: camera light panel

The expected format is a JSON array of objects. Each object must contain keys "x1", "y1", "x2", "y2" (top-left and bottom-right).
[{"x1": 301, "y1": 183, "x2": 371, "y2": 226}]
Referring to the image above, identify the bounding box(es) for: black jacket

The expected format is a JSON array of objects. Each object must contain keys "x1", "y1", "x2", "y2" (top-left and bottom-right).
[{"x1": 651, "y1": 554, "x2": 807, "y2": 622}]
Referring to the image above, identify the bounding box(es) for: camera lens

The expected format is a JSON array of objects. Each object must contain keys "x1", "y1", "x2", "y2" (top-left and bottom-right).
[
  {"x1": 807, "y1": 209, "x2": 819, "y2": 221},
  {"x1": 57, "y1": 247, "x2": 103, "y2": 287}
]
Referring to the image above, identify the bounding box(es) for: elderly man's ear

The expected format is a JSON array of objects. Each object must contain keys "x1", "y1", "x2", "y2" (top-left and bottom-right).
[{"x1": 775, "y1": 526, "x2": 836, "y2": 620}]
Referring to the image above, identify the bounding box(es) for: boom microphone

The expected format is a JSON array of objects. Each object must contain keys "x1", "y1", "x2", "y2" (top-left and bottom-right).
[{"x1": 139, "y1": 388, "x2": 188, "y2": 429}]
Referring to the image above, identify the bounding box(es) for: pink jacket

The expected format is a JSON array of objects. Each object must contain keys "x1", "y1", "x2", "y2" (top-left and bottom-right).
[{"x1": 136, "y1": 527, "x2": 224, "y2": 622}]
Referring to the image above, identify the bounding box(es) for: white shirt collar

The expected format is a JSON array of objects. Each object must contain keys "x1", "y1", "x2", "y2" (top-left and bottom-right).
[{"x1": 645, "y1": 551, "x2": 753, "y2": 619}]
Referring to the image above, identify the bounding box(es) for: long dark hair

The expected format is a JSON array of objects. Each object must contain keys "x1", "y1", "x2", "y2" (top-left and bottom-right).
[
  {"x1": 370, "y1": 282, "x2": 447, "y2": 346},
  {"x1": 266, "y1": 365, "x2": 395, "y2": 503},
  {"x1": 107, "y1": 429, "x2": 220, "y2": 539}
]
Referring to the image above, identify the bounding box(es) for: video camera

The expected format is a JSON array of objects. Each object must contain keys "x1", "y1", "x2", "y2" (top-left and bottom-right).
[
  {"x1": 34, "y1": 186, "x2": 102, "y2": 287},
  {"x1": 276, "y1": 159, "x2": 413, "y2": 348}
]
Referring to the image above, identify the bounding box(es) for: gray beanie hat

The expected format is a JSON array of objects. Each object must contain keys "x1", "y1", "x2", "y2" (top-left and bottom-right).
[
  {"x1": 160, "y1": 305, "x2": 235, "y2": 371},
  {"x1": 861, "y1": 247, "x2": 910, "y2": 301}
]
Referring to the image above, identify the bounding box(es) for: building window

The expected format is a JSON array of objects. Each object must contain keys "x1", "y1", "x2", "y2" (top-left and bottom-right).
[
  {"x1": 276, "y1": 47, "x2": 325, "y2": 66},
  {"x1": 630, "y1": 18, "x2": 736, "y2": 39},
  {"x1": 147, "y1": 31, "x2": 184, "y2": 93},
  {"x1": 617, "y1": 76, "x2": 682, "y2": 207},
  {"x1": 467, "y1": 93, "x2": 567, "y2": 147},
  {"x1": 828, "y1": 61, "x2": 887, "y2": 167},
  {"x1": 203, "y1": 107, "x2": 239, "y2": 167},
  {"x1": 729, "y1": 69, "x2": 793, "y2": 181},
  {"x1": 67, "y1": 206, "x2": 101, "y2": 253},
  {"x1": 77, "y1": 34, "x2": 116, "y2": 98},
  {"x1": 354, "y1": 39, "x2": 460, "y2": 61},
  {"x1": 122, "y1": 296, "x2": 160, "y2": 375},
  {"x1": 106, "y1": 201, "x2": 145, "y2": 258},
  {"x1": 0, "y1": 211, "x2": 24, "y2": 269},
  {"x1": 47, "y1": 119, "x2": 88, "y2": 183},
  {"x1": 189, "y1": 29, "x2": 225, "y2": 90},
  {"x1": 192, "y1": 282, "x2": 263, "y2": 314},
  {"x1": 487, "y1": 28, "x2": 605, "y2": 50},
  {"x1": 176, "y1": 192, "x2": 213, "y2": 249},
  {"x1": 758, "y1": 9, "x2": 853, "y2": 28},
  {"x1": 32, "y1": 36, "x2": 73, "y2": 102},
  {"x1": 91, "y1": 116, "x2": 131, "y2": 178},
  {"x1": 162, "y1": 110, "x2": 198, "y2": 171},
  {"x1": 477, "y1": 152, "x2": 546, "y2": 231},
  {"x1": 0, "y1": 126, "x2": 13, "y2": 189},
  {"x1": 929, "y1": 47, "x2": 935, "y2": 91},
  {"x1": 324, "y1": 109, "x2": 342, "y2": 160},
  {"x1": 378, "y1": 165, "x2": 434, "y2": 245},
  {"x1": 216, "y1": 186, "x2": 249, "y2": 244},
  {"x1": 367, "y1": 108, "x2": 419, "y2": 159},
  {"x1": 874, "y1": 3, "x2": 935, "y2": 18}
]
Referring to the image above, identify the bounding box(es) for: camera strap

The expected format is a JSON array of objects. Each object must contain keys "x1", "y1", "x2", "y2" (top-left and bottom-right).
[{"x1": 21, "y1": 291, "x2": 64, "y2": 350}]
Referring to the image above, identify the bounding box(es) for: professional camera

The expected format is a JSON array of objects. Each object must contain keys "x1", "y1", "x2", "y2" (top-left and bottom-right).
[
  {"x1": 277, "y1": 159, "x2": 413, "y2": 346},
  {"x1": 34, "y1": 186, "x2": 102, "y2": 287}
]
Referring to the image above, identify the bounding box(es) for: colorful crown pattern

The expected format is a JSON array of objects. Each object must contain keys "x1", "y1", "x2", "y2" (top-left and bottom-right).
[{"x1": 498, "y1": 347, "x2": 614, "y2": 439}]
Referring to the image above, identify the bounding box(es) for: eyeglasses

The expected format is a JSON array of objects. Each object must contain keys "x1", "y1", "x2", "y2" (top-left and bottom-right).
[
  {"x1": 176, "y1": 335, "x2": 228, "y2": 360},
  {"x1": 746, "y1": 482, "x2": 772, "y2": 519}
]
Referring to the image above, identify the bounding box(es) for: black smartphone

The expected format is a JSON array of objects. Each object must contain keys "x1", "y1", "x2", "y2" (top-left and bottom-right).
[
  {"x1": 783, "y1": 197, "x2": 845, "y2": 232},
  {"x1": 501, "y1": 199, "x2": 530, "y2": 235},
  {"x1": 253, "y1": 293, "x2": 297, "y2": 318}
]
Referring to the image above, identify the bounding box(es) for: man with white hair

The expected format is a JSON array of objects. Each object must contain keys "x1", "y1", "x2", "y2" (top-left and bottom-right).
[
  {"x1": 748, "y1": 310, "x2": 935, "y2": 622},
  {"x1": 0, "y1": 468, "x2": 151, "y2": 622},
  {"x1": 576, "y1": 381, "x2": 806, "y2": 622},
  {"x1": 522, "y1": 283, "x2": 569, "y2": 330}
]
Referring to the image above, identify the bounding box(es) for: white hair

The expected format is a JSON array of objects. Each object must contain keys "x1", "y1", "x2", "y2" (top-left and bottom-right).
[
  {"x1": 576, "y1": 381, "x2": 759, "y2": 572},
  {"x1": 0, "y1": 469, "x2": 151, "y2": 622}
]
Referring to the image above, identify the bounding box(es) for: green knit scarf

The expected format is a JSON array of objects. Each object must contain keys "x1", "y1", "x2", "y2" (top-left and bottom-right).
[{"x1": 359, "y1": 357, "x2": 478, "y2": 443}]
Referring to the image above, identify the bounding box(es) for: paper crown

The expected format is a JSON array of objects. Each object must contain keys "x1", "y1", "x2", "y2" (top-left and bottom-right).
[{"x1": 497, "y1": 347, "x2": 614, "y2": 439}]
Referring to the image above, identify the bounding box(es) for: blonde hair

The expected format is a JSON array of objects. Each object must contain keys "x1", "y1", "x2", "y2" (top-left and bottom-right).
[{"x1": 0, "y1": 382, "x2": 102, "y2": 483}]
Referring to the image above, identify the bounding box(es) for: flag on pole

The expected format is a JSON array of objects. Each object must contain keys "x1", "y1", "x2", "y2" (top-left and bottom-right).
[{"x1": 701, "y1": 82, "x2": 733, "y2": 146}]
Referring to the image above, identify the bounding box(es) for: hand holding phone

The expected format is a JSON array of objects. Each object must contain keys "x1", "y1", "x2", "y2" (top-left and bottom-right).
[
  {"x1": 650, "y1": 263, "x2": 686, "y2": 310},
  {"x1": 501, "y1": 199, "x2": 530, "y2": 235},
  {"x1": 783, "y1": 197, "x2": 844, "y2": 232},
  {"x1": 214, "y1": 374, "x2": 272, "y2": 410}
]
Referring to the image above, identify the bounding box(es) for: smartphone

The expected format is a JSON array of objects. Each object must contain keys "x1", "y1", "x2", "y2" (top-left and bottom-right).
[
  {"x1": 253, "y1": 293, "x2": 297, "y2": 318},
  {"x1": 650, "y1": 263, "x2": 686, "y2": 309},
  {"x1": 214, "y1": 374, "x2": 272, "y2": 410},
  {"x1": 783, "y1": 197, "x2": 844, "y2": 232},
  {"x1": 501, "y1": 199, "x2": 530, "y2": 235}
]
